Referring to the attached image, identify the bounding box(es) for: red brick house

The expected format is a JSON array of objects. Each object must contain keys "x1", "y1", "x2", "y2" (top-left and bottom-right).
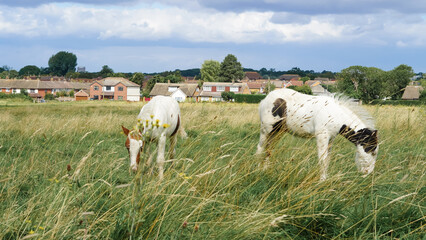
[{"x1": 89, "y1": 77, "x2": 140, "y2": 101}]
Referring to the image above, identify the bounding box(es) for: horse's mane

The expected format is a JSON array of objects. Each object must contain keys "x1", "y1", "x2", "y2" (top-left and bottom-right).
[{"x1": 331, "y1": 94, "x2": 376, "y2": 129}]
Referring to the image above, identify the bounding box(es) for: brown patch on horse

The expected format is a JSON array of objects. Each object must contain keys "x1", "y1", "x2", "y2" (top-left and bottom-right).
[
  {"x1": 171, "y1": 115, "x2": 180, "y2": 137},
  {"x1": 268, "y1": 98, "x2": 288, "y2": 145},
  {"x1": 272, "y1": 98, "x2": 286, "y2": 118},
  {"x1": 339, "y1": 125, "x2": 378, "y2": 153},
  {"x1": 271, "y1": 98, "x2": 287, "y2": 134}
]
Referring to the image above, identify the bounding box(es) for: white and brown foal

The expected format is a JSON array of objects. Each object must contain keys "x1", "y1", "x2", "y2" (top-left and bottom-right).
[
  {"x1": 122, "y1": 96, "x2": 182, "y2": 179},
  {"x1": 256, "y1": 88, "x2": 379, "y2": 181}
]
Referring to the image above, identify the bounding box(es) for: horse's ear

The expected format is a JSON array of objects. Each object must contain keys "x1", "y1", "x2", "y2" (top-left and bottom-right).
[
  {"x1": 372, "y1": 130, "x2": 378, "y2": 136},
  {"x1": 121, "y1": 126, "x2": 130, "y2": 136}
]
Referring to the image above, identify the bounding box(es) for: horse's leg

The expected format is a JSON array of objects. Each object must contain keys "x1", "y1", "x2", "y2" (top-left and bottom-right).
[
  {"x1": 256, "y1": 126, "x2": 269, "y2": 155},
  {"x1": 168, "y1": 134, "x2": 177, "y2": 159},
  {"x1": 316, "y1": 132, "x2": 330, "y2": 181},
  {"x1": 258, "y1": 122, "x2": 284, "y2": 169},
  {"x1": 156, "y1": 133, "x2": 167, "y2": 180}
]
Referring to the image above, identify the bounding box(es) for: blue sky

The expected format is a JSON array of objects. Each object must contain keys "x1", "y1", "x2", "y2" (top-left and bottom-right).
[{"x1": 1, "y1": 0, "x2": 426, "y2": 73}]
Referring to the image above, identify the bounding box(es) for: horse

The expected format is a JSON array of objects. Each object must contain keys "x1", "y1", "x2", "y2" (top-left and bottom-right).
[
  {"x1": 121, "y1": 96, "x2": 184, "y2": 179},
  {"x1": 256, "y1": 88, "x2": 379, "y2": 181}
]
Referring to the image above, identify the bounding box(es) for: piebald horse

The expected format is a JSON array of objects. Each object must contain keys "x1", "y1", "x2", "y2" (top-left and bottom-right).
[
  {"x1": 122, "y1": 96, "x2": 183, "y2": 179},
  {"x1": 256, "y1": 88, "x2": 378, "y2": 181}
]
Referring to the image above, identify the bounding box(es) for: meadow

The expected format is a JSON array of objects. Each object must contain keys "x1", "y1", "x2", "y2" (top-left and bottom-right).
[{"x1": 0, "y1": 100, "x2": 424, "y2": 239}]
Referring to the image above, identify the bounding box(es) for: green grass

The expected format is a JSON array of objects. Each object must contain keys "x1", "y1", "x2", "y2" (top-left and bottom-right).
[{"x1": 0, "y1": 101, "x2": 424, "y2": 239}]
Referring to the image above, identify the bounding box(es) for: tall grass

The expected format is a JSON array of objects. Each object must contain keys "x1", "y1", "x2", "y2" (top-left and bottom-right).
[{"x1": 0, "y1": 101, "x2": 424, "y2": 239}]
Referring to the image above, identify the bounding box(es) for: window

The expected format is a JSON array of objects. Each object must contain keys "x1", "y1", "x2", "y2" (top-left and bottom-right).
[
  {"x1": 6, "y1": 88, "x2": 10, "y2": 92},
  {"x1": 118, "y1": 96, "x2": 123, "y2": 100},
  {"x1": 118, "y1": 86, "x2": 124, "y2": 91},
  {"x1": 217, "y1": 86, "x2": 225, "y2": 92},
  {"x1": 29, "y1": 89, "x2": 36, "y2": 93},
  {"x1": 203, "y1": 86, "x2": 212, "y2": 92},
  {"x1": 201, "y1": 97, "x2": 210, "y2": 102},
  {"x1": 105, "y1": 86, "x2": 112, "y2": 91},
  {"x1": 230, "y1": 86, "x2": 239, "y2": 92},
  {"x1": 94, "y1": 86, "x2": 99, "y2": 91},
  {"x1": 94, "y1": 95, "x2": 99, "y2": 100}
]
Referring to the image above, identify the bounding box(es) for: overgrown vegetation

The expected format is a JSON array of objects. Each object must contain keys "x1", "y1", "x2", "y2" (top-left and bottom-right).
[{"x1": 0, "y1": 101, "x2": 424, "y2": 239}]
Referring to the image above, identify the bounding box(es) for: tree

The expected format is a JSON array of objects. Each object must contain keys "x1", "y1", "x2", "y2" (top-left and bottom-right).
[
  {"x1": 131, "y1": 72, "x2": 145, "y2": 90},
  {"x1": 48, "y1": 51, "x2": 77, "y2": 76},
  {"x1": 337, "y1": 66, "x2": 384, "y2": 101},
  {"x1": 300, "y1": 76, "x2": 310, "y2": 83},
  {"x1": 201, "y1": 60, "x2": 220, "y2": 82},
  {"x1": 19, "y1": 65, "x2": 40, "y2": 76},
  {"x1": 384, "y1": 64, "x2": 414, "y2": 99},
  {"x1": 218, "y1": 54, "x2": 244, "y2": 82},
  {"x1": 263, "y1": 82, "x2": 276, "y2": 94},
  {"x1": 288, "y1": 85, "x2": 313, "y2": 95},
  {"x1": 99, "y1": 65, "x2": 114, "y2": 77}
]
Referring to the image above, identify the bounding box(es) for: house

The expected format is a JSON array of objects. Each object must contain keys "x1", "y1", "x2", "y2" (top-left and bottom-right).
[
  {"x1": 0, "y1": 79, "x2": 89, "y2": 100},
  {"x1": 75, "y1": 89, "x2": 90, "y2": 101},
  {"x1": 199, "y1": 82, "x2": 250, "y2": 102},
  {"x1": 284, "y1": 79, "x2": 304, "y2": 87},
  {"x1": 279, "y1": 74, "x2": 301, "y2": 81},
  {"x1": 247, "y1": 82, "x2": 263, "y2": 93},
  {"x1": 89, "y1": 77, "x2": 140, "y2": 101},
  {"x1": 401, "y1": 86, "x2": 424, "y2": 100},
  {"x1": 149, "y1": 83, "x2": 199, "y2": 102},
  {"x1": 244, "y1": 72, "x2": 262, "y2": 81}
]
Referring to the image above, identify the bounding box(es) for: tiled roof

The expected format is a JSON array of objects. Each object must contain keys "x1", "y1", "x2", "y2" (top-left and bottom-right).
[{"x1": 0, "y1": 79, "x2": 89, "y2": 89}]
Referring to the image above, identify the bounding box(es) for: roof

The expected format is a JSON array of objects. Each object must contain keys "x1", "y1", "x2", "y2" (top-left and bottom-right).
[
  {"x1": 75, "y1": 89, "x2": 90, "y2": 97},
  {"x1": 203, "y1": 82, "x2": 247, "y2": 87},
  {"x1": 149, "y1": 83, "x2": 198, "y2": 97},
  {"x1": 279, "y1": 74, "x2": 301, "y2": 81},
  {"x1": 93, "y1": 77, "x2": 140, "y2": 87},
  {"x1": 402, "y1": 86, "x2": 424, "y2": 100},
  {"x1": 0, "y1": 79, "x2": 39, "y2": 88},
  {"x1": 0, "y1": 79, "x2": 89, "y2": 90},
  {"x1": 305, "y1": 80, "x2": 321, "y2": 87},
  {"x1": 247, "y1": 82, "x2": 262, "y2": 89},
  {"x1": 244, "y1": 71, "x2": 262, "y2": 80},
  {"x1": 287, "y1": 80, "x2": 304, "y2": 87}
]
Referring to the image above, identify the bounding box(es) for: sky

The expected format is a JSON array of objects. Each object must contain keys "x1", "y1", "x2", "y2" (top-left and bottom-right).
[{"x1": 1, "y1": 0, "x2": 426, "y2": 73}]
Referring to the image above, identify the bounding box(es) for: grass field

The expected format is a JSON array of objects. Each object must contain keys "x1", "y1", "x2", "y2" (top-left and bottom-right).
[{"x1": 0, "y1": 100, "x2": 424, "y2": 239}]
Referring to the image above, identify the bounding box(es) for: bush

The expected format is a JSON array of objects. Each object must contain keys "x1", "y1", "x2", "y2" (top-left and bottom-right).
[
  {"x1": 44, "y1": 93, "x2": 56, "y2": 101},
  {"x1": 287, "y1": 85, "x2": 313, "y2": 95},
  {"x1": 233, "y1": 94, "x2": 266, "y2": 103},
  {"x1": 221, "y1": 91, "x2": 235, "y2": 101},
  {"x1": 0, "y1": 92, "x2": 32, "y2": 101},
  {"x1": 369, "y1": 99, "x2": 425, "y2": 106}
]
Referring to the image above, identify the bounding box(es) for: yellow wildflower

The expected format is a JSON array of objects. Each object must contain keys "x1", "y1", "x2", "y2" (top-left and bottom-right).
[
  {"x1": 137, "y1": 118, "x2": 141, "y2": 122},
  {"x1": 25, "y1": 220, "x2": 31, "y2": 224},
  {"x1": 150, "y1": 115, "x2": 154, "y2": 118},
  {"x1": 38, "y1": 226, "x2": 45, "y2": 230},
  {"x1": 29, "y1": 230, "x2": 35, "y2": 234},
  {"x1": 156, "y1": 119, "x2": 160, "y2": 123},
  {"x1": 162, "y1": 124, "x2": 170, "y2": 128}
]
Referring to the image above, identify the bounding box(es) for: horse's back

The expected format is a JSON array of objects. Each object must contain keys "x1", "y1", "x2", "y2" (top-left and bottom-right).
[{"x1": 139, "y1": 96, "x2": 180, "y2": 138}]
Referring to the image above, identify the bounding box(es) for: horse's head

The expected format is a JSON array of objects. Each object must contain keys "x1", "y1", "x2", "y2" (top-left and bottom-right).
[
  {"x1": 354, "y1": 129, "x2": 379, "y2": 176},
  {"x1": 122, "y1": 125, "x2": 144, "y2": 172},
  {"x1": 340, "y1": 125, "x2": 379, "y2": 176}
]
